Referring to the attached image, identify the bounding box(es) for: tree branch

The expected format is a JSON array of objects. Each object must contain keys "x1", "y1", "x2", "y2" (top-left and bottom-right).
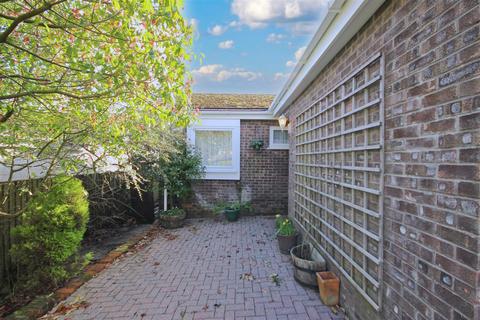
[
  {"x1": 5, "y1": 41, "x2": 88, "y2": 72},
  {"x1": 0, "y1": 12, "x2": 71, "y2": 29},
  {"x1": 0, "y1": 0, "x2": 67, "y2": 43},
  {"x1": 0, "y1": 108, "x2": 14, "y2": 122},
  {"x1": 0, "y1": 89, "x2": 111, "y2": 101},
  {"x1": 0, "y1": 74, "x2": 52, "y2": 83}
]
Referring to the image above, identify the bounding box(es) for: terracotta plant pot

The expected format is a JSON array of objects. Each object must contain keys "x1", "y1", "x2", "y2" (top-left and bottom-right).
[
  {"x1": 158, "y1": 210, "x2": 186, "y2": 229},
  {"x1": 224, "y1": 208, "x2": 240, "y2": 222},
  {"x1": 277, "y1": 233, "x2": 296, "y2": 254},
  {"x1": 290, "y1": 243, "x2": 326, "y2": 287},
  {"x1": 316, "y1": 271, "x2": 340, "y2": 306}
]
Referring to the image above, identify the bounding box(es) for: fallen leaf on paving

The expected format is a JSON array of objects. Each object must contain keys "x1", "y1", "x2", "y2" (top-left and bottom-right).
[
  {"x1": 331, "y1": 305, "x2": 343, "y2": 314},
  {"x1": 180, "y1": 309, "x2": 187, "y2": 319},
  {"x1": 189, "y1": 226, "x2": 198, "y2": 234},
  {"x1": 47, "y1": 299, "x2": 90, "y2": 318},
  {"x1": 240, "y1": 273, "x2": 256, "y2": 281},
  {"x1": 270, "y1": 273, "x2": 281, "y2": 286}
]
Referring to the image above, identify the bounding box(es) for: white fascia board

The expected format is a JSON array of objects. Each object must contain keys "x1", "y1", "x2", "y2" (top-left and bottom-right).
[
  {"x1": 270, "y1": 0, "x2": 385, "y2": 116},
  {"x1": 199, "y1": 109, "x2": 275, "y2": 120},
  {"x1": 191, "y1": 118, "x2": 241, "y2": 128}
]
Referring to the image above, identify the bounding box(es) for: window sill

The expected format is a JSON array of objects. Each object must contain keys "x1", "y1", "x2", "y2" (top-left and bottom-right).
[
  {"x1": 204, "y1": 171, "x2": 240, "y2": 180},
  {"x1": 269, "y1": 145, "x2": 289, "y2": 150}
]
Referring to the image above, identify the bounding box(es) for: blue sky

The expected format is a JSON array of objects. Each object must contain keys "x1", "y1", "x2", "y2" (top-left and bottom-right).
[{"x1": 184, "y1": 0, "x2": 328, "y2": 94}]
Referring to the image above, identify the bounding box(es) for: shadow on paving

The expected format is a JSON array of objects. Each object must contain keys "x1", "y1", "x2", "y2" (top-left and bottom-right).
[{"x1": 81, "y1": 225, "x2": 152, "y2": 262}]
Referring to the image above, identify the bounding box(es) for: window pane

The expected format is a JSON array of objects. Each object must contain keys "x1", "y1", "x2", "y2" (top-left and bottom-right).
[
  {"x1": 273, "y1": 129, "x2": 288, "y2": 144},
  {"x1": 195, "y1": 130, "x2": 232, "y2": 166}
]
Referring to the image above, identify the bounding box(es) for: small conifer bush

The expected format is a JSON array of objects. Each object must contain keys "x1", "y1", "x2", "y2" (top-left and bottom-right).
[{"x1": 10, "y1": 176, "x2": 90, "y2": 292}]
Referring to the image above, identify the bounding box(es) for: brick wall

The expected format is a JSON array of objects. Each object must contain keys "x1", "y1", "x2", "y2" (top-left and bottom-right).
[
  {"x1": 285, "y1": 1, "x2": 479, "y2": 320},
  {"x1": 183, "y1": 120, "x2": 289, "y2": 217}
]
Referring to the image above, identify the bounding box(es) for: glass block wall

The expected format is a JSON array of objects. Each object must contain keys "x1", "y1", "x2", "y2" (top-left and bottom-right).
[{"x1": 293, "y1": 54, "x2": 384, "y2": 309}]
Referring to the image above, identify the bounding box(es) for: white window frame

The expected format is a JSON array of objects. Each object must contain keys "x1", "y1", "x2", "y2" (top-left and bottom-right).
[
  {"x1": 269, "y1": 126, "x2": 289, "y2": 150},
  {"x1": 187, "y1": 119, "x2": 240, "y2": 180}
]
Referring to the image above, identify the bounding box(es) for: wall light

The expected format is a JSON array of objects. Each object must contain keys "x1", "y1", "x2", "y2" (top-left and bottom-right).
[{"x1": 278, "y1": 114, "x2": 288, "y2": 129}]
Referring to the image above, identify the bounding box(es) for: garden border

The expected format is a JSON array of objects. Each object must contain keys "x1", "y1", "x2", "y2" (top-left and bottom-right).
[{"x1": 5, "y1": 224, "x2": 160, "y2": 320}]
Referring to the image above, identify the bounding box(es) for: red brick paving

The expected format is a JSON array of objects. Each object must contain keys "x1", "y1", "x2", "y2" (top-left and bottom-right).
[{"x1": 47, "y1": 217, "x2": 344, "y2": 320}]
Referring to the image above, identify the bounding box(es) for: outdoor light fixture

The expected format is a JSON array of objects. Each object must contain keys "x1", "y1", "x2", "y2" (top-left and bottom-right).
[{"x1": 278, "y1": 114, "x2": 288, "y2": 129}]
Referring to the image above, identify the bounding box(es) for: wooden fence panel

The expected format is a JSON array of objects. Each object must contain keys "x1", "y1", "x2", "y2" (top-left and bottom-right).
[
  {"x1": 0, "y1": 179, "x2": 43, "y2": 293},
  {"x1": 0, "y1": 173, "x2": 154, "y2": 295},
  {"x1": 0, "y1": 174, "x2": 140, "y2": 294}
]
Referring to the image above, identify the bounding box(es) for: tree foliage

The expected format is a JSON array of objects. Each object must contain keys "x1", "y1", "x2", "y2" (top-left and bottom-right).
[
  {"x1": 160, "y1": 141, "x2": 204, "y2": 205},
  {"x1": 139, "y1": 139, "x2": 204, "y2": 208},
  {"x1": 0, "y1": 0, "x2": 195, "y2": 215}
]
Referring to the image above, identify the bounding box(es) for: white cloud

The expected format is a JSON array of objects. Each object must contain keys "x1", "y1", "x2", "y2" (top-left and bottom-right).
[
  {"x1": 266, "y1": 33, "x2": 286, "y2": 43},
  {"x1": 218, "y1": 40, "x2": 235, "y2": 49},
  {"x1": 231, "y1": 0, "x2": 328, "y2": 30},
  {"x1": 208, "y1": 24, "x2": 228, "y2": 36},
  {"x1": 207, "y1": 21, "x2": 242, "y2": 37},
  {"x1": 286, "y1": 46, "x2": 306, "y2": 67},
  {"x1": 294, "y1": 46, "x2": 306, "y2": 60},
  {"x1": 193, "y1": 64, "x2": 262, "y2": 82},
  {"x1": 286, "y1": 21, "x2": 318, "y2": 35},
  {"x1": 274, "y1": 72, "x2": 290, "y2": 81},
  {"x1": 229, "y1": 20, "x2": 242, "y2": 29},
  {"x1": 194, "y1": 64, "x2": 223, "y2": 75},
  {"x1": 286, "y1": 60, "x2": 296, "y2": 67}
]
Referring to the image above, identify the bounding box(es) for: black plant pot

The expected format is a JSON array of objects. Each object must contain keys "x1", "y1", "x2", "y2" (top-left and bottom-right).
[{"x1": 277, "y1": 233, "x2": 297, "y2": 254}]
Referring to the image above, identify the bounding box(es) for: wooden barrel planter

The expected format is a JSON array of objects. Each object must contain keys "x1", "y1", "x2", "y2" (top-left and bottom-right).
[
  {"x1": 158, "y1": 209, "x2": 187, "y2": 229},
  {"x1": 290, "y1": 243, "x2": 326, "y2": 287}
]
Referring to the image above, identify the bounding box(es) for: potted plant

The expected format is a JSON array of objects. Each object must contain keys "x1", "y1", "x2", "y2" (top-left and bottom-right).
[
  {"x1": 137, "y1": 140, "x2": 204, "y2": 223},
  {"x1": 276, "y1": 218, "x2": 297, "y2": 254},
  {"x1": 215, "y1": 201, "x2": 251, "y2": 222},
  {"x1": 224, "y1": 204, "x2": 240, "y2": 222},
  {"x1": 275, "y1": 214, "x2": 287, "y2": 228},
  {"x1": 250, "y1": 139, "x2": 264, "y2": 151},
  {"x1": 239, "y1": 201, "x2": 252, "y2": 215},
  {"x1": 158, "y1": 207, "x2": 187, "y2": 229}
]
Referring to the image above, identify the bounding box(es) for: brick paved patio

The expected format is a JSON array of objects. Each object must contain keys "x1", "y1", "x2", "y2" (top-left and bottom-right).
[{"x1": 47, "y1": 217, "x2": 344, "y2": 320}]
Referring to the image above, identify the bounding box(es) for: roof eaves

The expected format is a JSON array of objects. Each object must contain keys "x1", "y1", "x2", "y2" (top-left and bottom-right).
[{"x1": 270, "y1": 0, "x2": 385, "y2": 116}]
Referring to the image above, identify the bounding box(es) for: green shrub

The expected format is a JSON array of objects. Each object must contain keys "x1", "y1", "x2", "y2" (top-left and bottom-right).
[
  {"x1": 277, "y1": 218, "x2": 296, "y2": 237},
  {"x1": 10, "y1": 176, "x2": 90, "y2": 293},
  {"x1": 159, "y1": 207, "x2": 185, "y2": 217},
  {"x1": 213, "y1": 201, "x2": 251, "y2": 214},
  {"x1": 275, "y1": 214, "x2": 288, "y2": 229},
  {"x1": 140, "y1": 140, "x2": 204, "y2": 208}
]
